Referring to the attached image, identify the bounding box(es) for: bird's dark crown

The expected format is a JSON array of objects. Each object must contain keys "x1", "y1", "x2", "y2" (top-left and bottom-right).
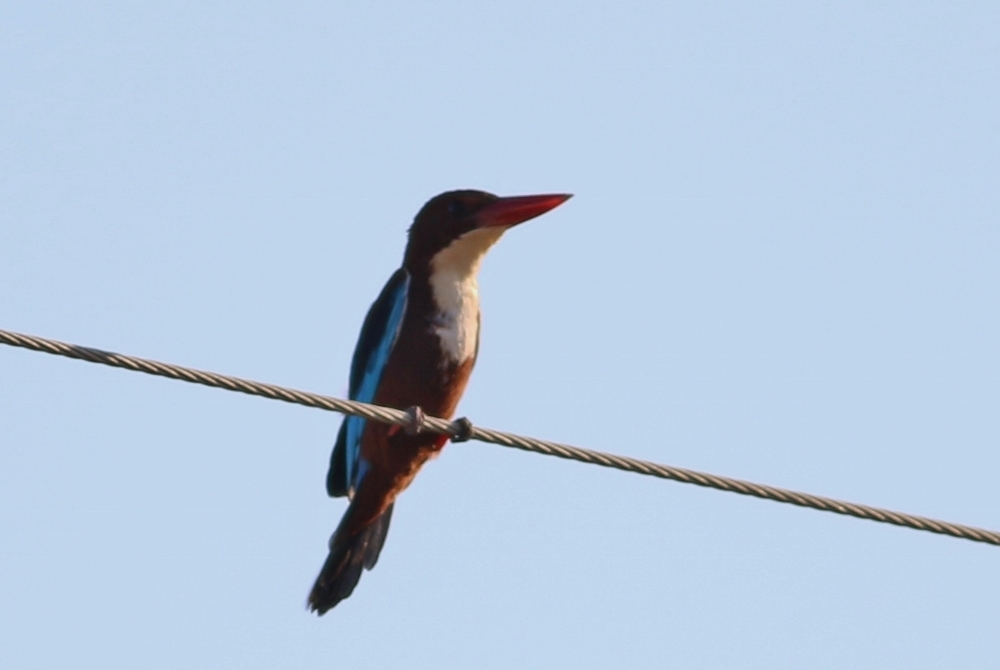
[{"x1": 403, "y1": 190, "x2": 499, "y2": 272}]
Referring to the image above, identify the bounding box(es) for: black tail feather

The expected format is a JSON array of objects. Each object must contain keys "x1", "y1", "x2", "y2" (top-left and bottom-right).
[
  {"x1": 307, "y1": 504, "x2": 394, "y2": 614},
  {"x1": 326, "y1": 421, "x2": 349, "y2": 498}
]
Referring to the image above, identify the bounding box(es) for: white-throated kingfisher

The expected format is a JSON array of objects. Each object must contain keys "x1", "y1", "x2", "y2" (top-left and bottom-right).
[{"x1": 308, "y1": 190, "x2": 571, "y2": 614}]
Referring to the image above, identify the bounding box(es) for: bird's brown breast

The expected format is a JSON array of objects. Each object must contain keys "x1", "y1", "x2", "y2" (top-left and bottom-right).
[{"x1": 349, "y1": 294, "x2": 478, "y2": 528}]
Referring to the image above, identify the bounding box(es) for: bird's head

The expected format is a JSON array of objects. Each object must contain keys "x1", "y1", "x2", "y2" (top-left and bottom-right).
[{"x1": 403, "y1": 190, "x2": 571, "y2": 278}]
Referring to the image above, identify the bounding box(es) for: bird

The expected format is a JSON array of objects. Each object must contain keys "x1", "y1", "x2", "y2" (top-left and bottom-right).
[{"x1": 308, "y1": 189, "x2": 572, "y2": 614}]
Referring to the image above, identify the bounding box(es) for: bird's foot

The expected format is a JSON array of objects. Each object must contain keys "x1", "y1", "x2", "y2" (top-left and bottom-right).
[{"x1": 403, "y1": 406, "x2": 426, "y2": 435}]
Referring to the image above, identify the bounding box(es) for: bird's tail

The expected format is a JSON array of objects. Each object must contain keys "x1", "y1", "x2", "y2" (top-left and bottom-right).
[{"x1": 307, "y1": 504, "x2": 394, "y2": 614}]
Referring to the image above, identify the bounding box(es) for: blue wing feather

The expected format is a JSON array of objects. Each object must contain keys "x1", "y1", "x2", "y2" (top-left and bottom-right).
[{"x1": 326, "y1": 268, "x2": 409, "y2": 498}]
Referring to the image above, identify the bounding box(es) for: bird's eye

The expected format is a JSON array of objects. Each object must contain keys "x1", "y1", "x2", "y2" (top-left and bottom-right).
[{"x1": 447, "y1": 201, "x2": 466, "y2": 217}]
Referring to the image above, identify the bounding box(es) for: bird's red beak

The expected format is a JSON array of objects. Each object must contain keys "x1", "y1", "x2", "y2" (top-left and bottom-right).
[{"x1": 475, "y1": 193, "x2": 572, "y2": 229}]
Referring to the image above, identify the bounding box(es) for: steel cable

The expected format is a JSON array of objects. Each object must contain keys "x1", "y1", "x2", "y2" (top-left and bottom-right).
[{"x1": 2, "y1": 326, "x2": 998, "y2": 546}]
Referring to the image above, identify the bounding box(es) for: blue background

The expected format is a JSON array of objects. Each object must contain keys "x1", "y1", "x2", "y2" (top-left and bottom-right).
[{"x1": 2, "y1": 2, "x2": 998, "y2": 667}]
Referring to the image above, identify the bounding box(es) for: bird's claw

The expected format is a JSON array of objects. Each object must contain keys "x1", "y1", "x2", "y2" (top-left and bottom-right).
[{"x1": 403, "y1": 406, "x2": 426, "y2": 435}]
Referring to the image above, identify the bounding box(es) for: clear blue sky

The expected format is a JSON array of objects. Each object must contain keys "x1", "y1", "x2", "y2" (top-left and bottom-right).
[{"x1": 2, "y1": 2, "x2": 998, "y2": 667}]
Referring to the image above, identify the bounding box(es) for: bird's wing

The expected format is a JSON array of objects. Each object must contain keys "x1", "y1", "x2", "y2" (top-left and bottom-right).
[{"x1": 327, "y1": 268, "x2": 410, "y2": 499}]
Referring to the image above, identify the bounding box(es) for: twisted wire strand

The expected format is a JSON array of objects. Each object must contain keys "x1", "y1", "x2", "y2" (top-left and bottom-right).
[{"x1": 2, "y1": 327, "x2": 998, "y2": 546}]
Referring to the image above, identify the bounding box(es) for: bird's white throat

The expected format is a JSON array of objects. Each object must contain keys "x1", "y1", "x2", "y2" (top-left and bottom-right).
[{"x1": 428, "y1": 227, "x2": 506, "y2": 364}]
